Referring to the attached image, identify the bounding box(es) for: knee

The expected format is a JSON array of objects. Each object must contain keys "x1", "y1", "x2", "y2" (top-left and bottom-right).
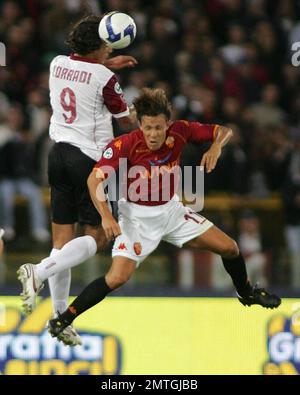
[
  {"x1": 53, "y1": 239, "x2": 68, "y2": 249},
  {"x1": 53, "y1": 236, "x2": 72, "y2": 249},
  {"x1": 221, "y1": 240, "x2": 239, "y2": 259},
  {"x1": 84, "y1": 227, "x2": 110, "y2": 252},
  {"x1": 106, "y1": 271, "x2": 131, "y2": 290},
  {"x1": 96, "y1": 237, "x2": 110, "y2": 252}
]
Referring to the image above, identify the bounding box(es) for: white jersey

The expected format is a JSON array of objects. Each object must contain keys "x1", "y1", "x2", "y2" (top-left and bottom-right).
[{"x1": 49, "y1": 54, "x2": 129, "y2": 161}]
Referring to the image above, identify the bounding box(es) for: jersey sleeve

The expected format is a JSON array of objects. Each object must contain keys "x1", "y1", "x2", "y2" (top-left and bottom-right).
[
  {"x1": 94, "y1": 134, "x2": 131, "y2": 179},
  {"x1": 175, "y1": 120, "x2": 219, "y2": 143},
  {"x1": 49, "y1": 58, "x2": 54, "y2": 74},
  {"x1": 102, "y1": 74, "x2": 129, "y2": 118}
]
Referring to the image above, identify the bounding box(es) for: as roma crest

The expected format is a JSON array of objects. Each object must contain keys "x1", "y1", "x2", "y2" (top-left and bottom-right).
[{"x1": 133, "y1": 242, "x2": 142, "y2": 256}]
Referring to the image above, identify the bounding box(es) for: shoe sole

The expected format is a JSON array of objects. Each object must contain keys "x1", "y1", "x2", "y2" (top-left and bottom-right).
[
  {"x1": 16, "y1": 266, "x2": 35, "y2": 315},
  {"x1": 239, "y1": 299, "x2": 281, "y2": 309},
  {"x1": 57, "y1": 333, "x2": 82, "y2": 347}
]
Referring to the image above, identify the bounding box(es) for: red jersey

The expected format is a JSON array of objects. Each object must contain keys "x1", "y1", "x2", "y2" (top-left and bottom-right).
[{"x1": 94, "y1": 120, "x2": 218, "y2": 206}]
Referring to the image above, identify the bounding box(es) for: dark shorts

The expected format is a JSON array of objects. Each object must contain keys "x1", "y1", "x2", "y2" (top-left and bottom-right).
[{"x1": 48, "y1": 142, "x2": 101, "y2": 226}]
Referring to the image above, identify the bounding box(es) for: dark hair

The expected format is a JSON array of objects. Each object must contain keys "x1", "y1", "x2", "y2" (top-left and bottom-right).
[
  {"x1": 66, "y1": 15, "x2": 103, "y2": 55},
  {"x1": 133, "y1": 88, "x2": 172, "y2": 121}
]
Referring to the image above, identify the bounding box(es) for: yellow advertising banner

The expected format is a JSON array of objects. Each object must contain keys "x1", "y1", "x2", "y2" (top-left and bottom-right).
[{"x1": 0, "y1": 296, "x2": 298, "y2": 375}]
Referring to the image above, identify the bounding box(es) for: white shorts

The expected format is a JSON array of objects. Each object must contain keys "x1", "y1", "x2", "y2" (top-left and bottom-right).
[{"x1": 112, "y1": 196, "x2": 213, "y2": 266}]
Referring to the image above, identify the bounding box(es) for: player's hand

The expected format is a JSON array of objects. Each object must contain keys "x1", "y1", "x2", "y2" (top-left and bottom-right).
[
  {"x1": 102, "y1": 216, "x2": 121, "y2": 241},
  {"x1": 104, "y1": 56, "x2": 138, "y2": 70},
  {"x1": 200, "y1": 143, "x2": 222, "y2": 173}
]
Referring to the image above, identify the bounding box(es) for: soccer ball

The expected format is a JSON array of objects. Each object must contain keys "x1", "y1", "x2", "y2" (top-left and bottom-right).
[{"x1": 98, "y1": 11, "x2": 137, "y2": 49}]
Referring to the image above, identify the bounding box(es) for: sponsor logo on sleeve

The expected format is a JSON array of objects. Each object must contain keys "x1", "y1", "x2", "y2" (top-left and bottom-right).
[
  {"x1": 103, "y1": 147, "x2": 113, "y2": 159},
  {"x1": 114, "y1": 82, "x2": 123, "y2": 95}
]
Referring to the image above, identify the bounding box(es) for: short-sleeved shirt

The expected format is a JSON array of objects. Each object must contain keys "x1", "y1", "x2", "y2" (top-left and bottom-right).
[
  {"x1": 49, "y1": 54, "x2": 129, "y2": 161},
  {"x1": 94, "y1": 120, "x2": 218, "y2": 205}
]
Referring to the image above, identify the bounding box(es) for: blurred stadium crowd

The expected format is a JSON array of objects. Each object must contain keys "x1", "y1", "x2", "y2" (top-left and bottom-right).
[{"x1": 1, "y1": 0, "x2": 300, "y2": 290}]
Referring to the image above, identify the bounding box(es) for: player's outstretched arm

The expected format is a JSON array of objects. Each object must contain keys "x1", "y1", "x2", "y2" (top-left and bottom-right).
[
  {"x1": 104, "y1": 55, "x2": 138, "y2": 70},
  {"x1": 200, "y1": 126, "x2": 233, "y2": 173},
  {"x1": 87, "y1": 170, "x2": 121, "y2": 241}
]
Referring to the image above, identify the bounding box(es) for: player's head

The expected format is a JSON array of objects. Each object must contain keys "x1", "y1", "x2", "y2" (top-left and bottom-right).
[
  {"x1": 133, "y1": 88, "x2": 172, "y2": 151},
  {"x1": 66, "y1": 15, "x2": 112, "y2": 59}
]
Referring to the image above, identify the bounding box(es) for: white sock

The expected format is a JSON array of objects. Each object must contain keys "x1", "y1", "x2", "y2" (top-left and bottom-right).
[
  {"x1": 36, "y1": 236, "x2": 97, "y2": 282},
  {"x1": 48, "y1": 248, "x2": 71, "y2": 315}
]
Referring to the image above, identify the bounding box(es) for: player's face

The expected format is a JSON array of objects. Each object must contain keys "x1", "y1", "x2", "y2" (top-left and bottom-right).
[{"x1": 140, "y1": 115, "x2": 170, "y2": 151}]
